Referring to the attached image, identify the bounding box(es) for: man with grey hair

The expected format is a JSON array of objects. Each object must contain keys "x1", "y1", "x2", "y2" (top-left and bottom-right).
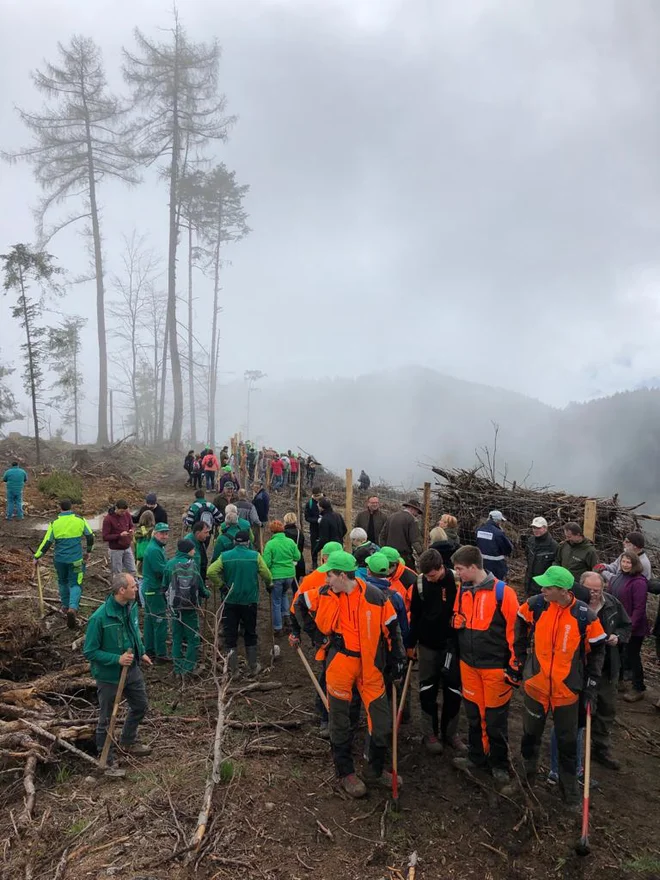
[
  {"x1": 350, "y1": 527, "x2": 379, "y2": 570},
  {"x1": 84, "y1": 573, "x2": 152, "y2": 774}
]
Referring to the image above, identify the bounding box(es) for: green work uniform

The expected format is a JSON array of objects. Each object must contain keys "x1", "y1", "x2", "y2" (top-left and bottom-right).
[
  {"x1": 84, "y1": 594, "x2": 145, "y2": 684},
  {"x1": 164, "y1": 551, "x2": 210, "y2": 675},
  {"x1": 211, "y1": 519, "x2": 254, "y2": 561},
  {"x1": 141, "y1": 537, "x2": 169, "y2": 658}
]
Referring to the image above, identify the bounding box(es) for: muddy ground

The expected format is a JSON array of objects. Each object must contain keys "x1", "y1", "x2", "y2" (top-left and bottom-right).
[{"x1": 1, "y1": 467, "x2": 660, "y2": 880}]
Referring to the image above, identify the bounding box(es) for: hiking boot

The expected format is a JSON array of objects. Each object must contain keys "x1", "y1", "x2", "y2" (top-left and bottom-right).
[
  {"x1": 246, "y1": 646, "x2": 261, "y2": 678},
  {"x1": 377, "y1": 768, "x2": 403, "y2": 789},
  {"x1": 228, "y1": 649, "x2": 239, "y2": 678},
  {"x1": 318, "y1": 721, "x2": 330, "y2": 740},
  {"x1": 592, "y1": 749, "x2": 620, "y2": 771},
  {"x1": 445, "y1": 735, "x2": 468, "y2": 755},
  {"x1": 623, "y1": 690, "x2": 645, "y2": 703},
  {"x1": 547, "y1": 770, "x2": 559, "y2": 786},
  {"x1": 120, "y1": 742, "x2": 152, "y2": 757},
  {"x1": 422, "y1": 735, "x2": 444, "y2": 755},
  {"x1": 341, "y1": 774, "x2": 367, "y2": 798},
  {"x1": 66, "y1": 609, "x2": 77, "y2": 629},
  {"x1": 492, "y1": 768, "x2": 516, "y2": 796}
]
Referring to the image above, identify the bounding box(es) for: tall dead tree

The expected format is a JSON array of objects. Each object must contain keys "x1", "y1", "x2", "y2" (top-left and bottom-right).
[
  {"x1": 123, "y1": 11, "x2": 234, "y2": 448},
  {"x1": 4, "y1": 35, "x2": 138, "y2": 447}
]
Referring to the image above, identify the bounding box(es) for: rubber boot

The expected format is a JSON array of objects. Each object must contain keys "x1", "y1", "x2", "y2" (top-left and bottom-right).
[
  {"x1": 228, "y1": 649, "x2": 239, "y2": 678},
  {"x1": 246, "y1": 646, "x2": 261, "y2": 678},
  {"x1": 559, "y1": 771, "x2": 581, "y2": 813}
]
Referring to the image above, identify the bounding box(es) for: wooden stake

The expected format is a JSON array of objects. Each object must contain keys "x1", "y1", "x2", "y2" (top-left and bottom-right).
[
  {"x1": 344, "y1": 468, "x2": 353, "y2": 550},
  {"x1": 296, "y1": 460, "x2": 303, "y2": 525},
  {"x1": 296, "y1": 647, "x2": 329, "y2": 711},
  {"x1": 583, "y1": 499, "x2": 597, "y2": 542},
  {"x1": 36, "y1": 564, "x2": 45, "y2": 617},
  {"x1": 422, "y1": 482, "x2": 432, "y2": 548},
  {"x1": 266, "y1": 459, "x2": 272, "y2": 491},
  {"x1": 99, "y1": 665, "x2": 128, "y2": 768}
]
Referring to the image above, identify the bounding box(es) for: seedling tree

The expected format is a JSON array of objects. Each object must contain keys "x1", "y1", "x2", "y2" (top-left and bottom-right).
[
  {"x1": 1, "y1": 244, "x2": 63, "y2": 464},
  {"x1": 123, "y1": 11, "x2": 235, "y2": 447},
  {"x1": 4, "y1": 36, "x2": 138, "y2": 447},
  {"x1": 48, "y1": 317, "x2": 86, "y2": 445},
  {"x1": 0, "y1": 359, "x2": 22, "y2": 433}
]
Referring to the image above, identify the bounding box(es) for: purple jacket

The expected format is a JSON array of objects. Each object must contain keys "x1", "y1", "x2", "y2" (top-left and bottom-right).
[{"x1": 609, "y1": 572, "x2": 649, "y2": 637}]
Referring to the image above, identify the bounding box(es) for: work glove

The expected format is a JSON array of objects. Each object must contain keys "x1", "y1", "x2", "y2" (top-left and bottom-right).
[
  {"x1": 392, "y1": 657, "x2": 407, "y2": 682},
  {"x1": 288, "y1": 633, "x2": 300, "y2": 649},
  {"x1": 584, "y1": 678, "x2": 599, "y2": 714},
  {"x1": 504, "y1": 665, "x2": 522, "y2": 688}
]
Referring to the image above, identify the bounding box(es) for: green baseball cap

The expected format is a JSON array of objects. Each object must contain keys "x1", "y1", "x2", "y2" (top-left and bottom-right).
[
  {"x1": 321, "y1": 541, "x2": 343, "y2": 557},
  {"x1": 318, "y1": 550, "x2": 357, "y2": 573},
  {"x1": 380, "y1": 546, "x2": 403, "y2": 565},
  {"x1": 366, "y1": 552, "x2": 389, "y2": 575},
  {"x1": 533, "y1": 565, "x2": 574, "y2": 590},
  {"x1": 222, "y1": 465, "x2": 232, "y2": 472},
  {"x1": 153, "y1": 523, "x2": 170, "y2": 533}
]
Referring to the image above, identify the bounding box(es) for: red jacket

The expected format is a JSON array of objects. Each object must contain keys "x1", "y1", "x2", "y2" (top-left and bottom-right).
[
  {"x1": 270, "y1": 459, "x2": 284, "y2": 476},
  {"x1": 102, "y1": 509, "x2": 134, "y2": 550},
  {"x1": 202, "y1": 454, "x2": 219, "y2": 472}
]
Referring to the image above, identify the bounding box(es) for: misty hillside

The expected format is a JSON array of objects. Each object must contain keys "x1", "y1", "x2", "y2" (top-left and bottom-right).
[{"x1": 214, "y1": 369, "x2": 660, "y2": 504}]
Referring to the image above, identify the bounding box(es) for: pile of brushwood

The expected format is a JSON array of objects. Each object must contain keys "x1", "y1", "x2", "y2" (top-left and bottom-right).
[{"x1": 430, "y1": 465, "x2": 657, "y2": 564}]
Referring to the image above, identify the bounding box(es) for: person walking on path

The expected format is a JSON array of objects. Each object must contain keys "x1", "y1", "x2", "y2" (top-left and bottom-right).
[
  {"x1": 3, "y1": 461, "x2": 28, "y2": 520},
  {"x1": 608, "y1": 550, "x2": 649, "y2": 702},
  {"x1": 354, "y1": 496, "x2": 387, "y2": 546},
  {"x1": 184, "y1": 490, "x2": 223, "y2": 532},
  {"x1": 284, "y1": 512, "x2": 306, "y2": 582},
  {"x1": 84, "y1": 573, "x2": 153, "y2": 771},
  {"x1": 555, "y1": 521, "x2": 598, "y2": 580},
  {"x1": 358, "y1": 470, "x2": 370, "y2": 492},
  {"x1": 133, "y1": 509, "x2": 155, "y2": 577},
  {"x1": 475, "y1": 510, "x2": 513, "y2": 581},
  {"x1": 102, "y1": 500, "x2": 137, "y2": 575},
  {"x1": 314, "y1": 498, "x2": 347, "y2": 559},
  {"x1": 141, "y1": 523, "x2": 171, "y2": 663},
  {"x1": 211, "y1": 507, "x2": 253, "y2": 559},
  {"x1": 270, "y1": 455, "x2": 285, "y2": 491},
  {"x1": 379, "y1": 499, "x2": 423, "y2": 571},
  {"x1": 184, "y1": 521, "x2": 211, "y2": 582},
  {"x1": 207, "y1": 530, "x2": 272, "y2": 677},
  {"x1": 236, "y1": 488, "x2": 261, "y2": 532},
  {"x1": 305, "y1": 489, "x2": 323, "y2": 568},
  {"x1": 524, "y1": 516, "x2": 558, "y2": 596},
  {"x1": 133, "y1": 493, "x2": 168, "y2": 526},
  {"x1": 514, "y1": 565, "x2": 606, "y2": 811},
  {"x1": 263, "y1": 521, "x2": 301, "y2": 634},
  {"x1": 202, "y1": 449, "x2": 220, "y2": 491},
  {"x1": 293, "y1": 550, "x2": 406, "y2": 798},
  {"x1": 408, "y1": 548, "x2": 465, "y2": 756},
  {"x1": 184, "y1": 451, "x2": 195, "y2": 486},
  {"x1": 164, "y1": 539, "x2": 210, "y2": 678},
  {"x1": 192, "y1": 455, "x2": 203, "y2": 490},
  {"x1": 451, "y1": 545, "x2": 519, "y2": 794},
  {"x1": 34, "y1": 499, "x2": 94, "y2": 629}
]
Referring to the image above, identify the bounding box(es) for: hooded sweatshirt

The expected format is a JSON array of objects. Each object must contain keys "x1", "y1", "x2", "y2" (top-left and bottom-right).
[{"x1": 102, "y1": 507, "x2": 134, "y2": 550}]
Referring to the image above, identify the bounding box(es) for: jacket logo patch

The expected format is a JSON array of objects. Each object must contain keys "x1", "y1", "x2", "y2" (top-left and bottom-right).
[
  {"x1": 366, "y1": 609, "x2": 372, "y2": 641},
  {"x1": 562, "y1": 624, "x2": 571, "y2": 653}
]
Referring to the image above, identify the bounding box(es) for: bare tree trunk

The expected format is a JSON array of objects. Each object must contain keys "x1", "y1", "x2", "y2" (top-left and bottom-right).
[
  {"x1": 208, "y1": 209, "x2": 222, "y2": 448},
  {"x1": 18, "y1": 265, "x2": 41, "y2": 464},
  {"x1": 188, "y1": 223, "x2": 196, "y2": 445},
  {"x1": 158, "y1": 318, "x2": 169, "y2": 444},
  {"x1": 167, "y1": 34, "x2": 184, "y2": 450},
  {"x1": 73, "y1": 343, "x2": 79, "y2": 446},
  {"x1": 84, "y1": 113, "x2": 109, "y2": 446}
]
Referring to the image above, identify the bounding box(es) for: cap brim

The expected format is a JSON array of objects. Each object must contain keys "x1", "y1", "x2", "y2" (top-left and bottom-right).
[
  {"x1": 317, "y1": 562, "x2": 331, "y2": 573},
  {"x1": 532, "y1": 574, "x2": 571, "y2": 589}
]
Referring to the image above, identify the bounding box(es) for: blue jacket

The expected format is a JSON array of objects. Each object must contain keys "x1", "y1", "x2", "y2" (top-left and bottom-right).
[
  {"x1": 3, "y1": 466, "x2": 28, "y2": 493},
  {"x1": 363, "y1": 572, "x2": 410, "y2": 646},
  {"x1": 475, "y1": 520, "x2": 513, "y2": 567},
  {"x1": 253, "y1": 489, "x2": 270, "y2": 523}
]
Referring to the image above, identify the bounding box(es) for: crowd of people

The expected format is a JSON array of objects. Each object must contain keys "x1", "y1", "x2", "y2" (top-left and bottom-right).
[
  {"x1": 3, "y1": 453, "x2": 659, "y2": 803},
  {"x1": 182, "y1": 445, "x2": 322, "y2": 492}
]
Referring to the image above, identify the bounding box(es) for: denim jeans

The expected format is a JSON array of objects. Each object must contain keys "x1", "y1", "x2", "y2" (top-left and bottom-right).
[
  {"x1": 272, "y1": 475, "x2": 284, "y2": 491},
  {"x1": 205, "y1": 471, "x2": 216, "y2": 490},
  {"x1": 109, "y1": 548, "x2": 137, "y2": 575},
  {"x1": 6, "y1": 491, "x2": 23, "y2": 519},
  {"x1": 96, "y1": 665, "x2": 148, "y2": 761},
  {"x1": 271, "y1": 578, "x2": 294, "y2": 630}
]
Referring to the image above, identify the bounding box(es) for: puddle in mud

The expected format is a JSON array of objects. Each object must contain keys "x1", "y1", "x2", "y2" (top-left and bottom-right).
[{"x1": 33, "y1": 512, "x2": 122, "y2": 532}]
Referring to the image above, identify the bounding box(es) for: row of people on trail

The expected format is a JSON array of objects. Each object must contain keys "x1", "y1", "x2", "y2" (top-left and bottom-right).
[{"x1": 183, "y1": 445, "x2": 323, "y2": 492}]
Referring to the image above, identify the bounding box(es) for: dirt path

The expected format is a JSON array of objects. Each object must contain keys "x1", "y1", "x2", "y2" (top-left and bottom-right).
[{"x1": 1, "y1": 477, "x2": 660, "y2": 880}]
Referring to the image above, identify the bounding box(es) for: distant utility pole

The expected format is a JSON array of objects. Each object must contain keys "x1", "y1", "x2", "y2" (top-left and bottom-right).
[{"x1": 244, "y1": 370, "x2": 266, "y2": 441}]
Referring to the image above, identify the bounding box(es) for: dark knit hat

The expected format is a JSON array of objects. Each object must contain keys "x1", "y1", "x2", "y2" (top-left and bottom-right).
[{"x1": 178, "y1": 539, "x2": 195, "y2": 554}]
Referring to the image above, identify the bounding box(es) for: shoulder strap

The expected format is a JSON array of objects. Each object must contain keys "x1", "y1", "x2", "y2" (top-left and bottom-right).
[
  {"x1": 416, "y1": 573, "x2": 424, "y2": 600},
  {"x1": 530, "y1": 593, "x2": 547, "y2": 624},
  {"x1": 574, "y1": 601, "x2": 589, "y2": 638},
  {"x1": 495, "y1": 579, "x2": 505, "y2": 606}
]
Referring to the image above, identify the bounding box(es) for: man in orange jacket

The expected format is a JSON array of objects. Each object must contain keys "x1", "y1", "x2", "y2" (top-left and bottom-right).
[
  {"x1": 294, "y1": 550, "x2": 406, "y2": 798},
  {"x1": 451, "y1": 545, "x2": 520, "y2": 793},
  {"x1": 514, "y1": 565, "x2": 606, "y2": 809},
  {"x1": 380, "y1": 545, "x2": 416, "y2": 612}
]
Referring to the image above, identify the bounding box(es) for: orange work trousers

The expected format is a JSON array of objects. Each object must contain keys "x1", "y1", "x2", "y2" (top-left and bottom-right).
[
  {"x1": 326, "y1": 650, "x2": 390, "y2": 777},
  {"x1": 459, "y1": 661, "x2": 512, "y2": 772}
]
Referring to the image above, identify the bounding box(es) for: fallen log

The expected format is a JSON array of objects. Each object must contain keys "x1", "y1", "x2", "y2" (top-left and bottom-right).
[{"x1": 20, "y1": 720, "x2": 101, "y2": 769}]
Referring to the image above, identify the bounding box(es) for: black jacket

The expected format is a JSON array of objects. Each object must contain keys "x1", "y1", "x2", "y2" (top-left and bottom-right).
[
  {"x1": 525, "y1": 533, "x2": 559, "y2": 595},
  {"x1": 253, "y1": 489, "x2": 270, "y2": 523},
  {"x1": 304, "y1": 498, "x2": 320, "y2": 526},
  {"x1": 284, "y1": 524, "x2": 306, "y2": 581},
  {"x1": 133, "y1": 503, "x2": 168, "y2": 525},
  {"x1": 315, "y1": 510, "x2": 346, "y2": 554},
  {"x1": 597, "y1": 592, "x2": 631, "y2": 680},
  {"x1": 409, "y1": 568, "x2": 457, "y2": 652}
]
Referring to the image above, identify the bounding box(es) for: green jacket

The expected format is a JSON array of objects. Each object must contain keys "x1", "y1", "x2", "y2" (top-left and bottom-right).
[
  {"x1": 163, "y1": 551, "x2": 210, "y2": 604},
  {"x1": 555, "y1": 538, "x2": 599, "y2": 579},
  {"x1": 183, "y1": 532, "x2": 208, "y2": 575},
  {"x1": 142, "y1": 537, "x2": 168, "y2": 594},
  {"x1": 3, "y1": 466, "x2": 28, "y2": 493},
  {"x1": 207, "y1": 545, "x2": 272, "y2": 605},
  {"x1": 34, "y1": 511, "x2": 94, "y2": 564},
  {"x1": 211, "y1": 519, "x2": 254, "y2": 561},
  {"x1": 84, "y1": 594, "x2": 145, "y2": 684},
  {"x1": 263, "y1": 532, "x2": 301, "y2": 580}
]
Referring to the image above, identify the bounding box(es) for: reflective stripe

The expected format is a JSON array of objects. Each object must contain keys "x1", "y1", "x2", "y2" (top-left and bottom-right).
[
  {"x1": 482, "y1": 554, "x2": 505, "y2": 561},
  {"x1": 589, "y1": 633, "x2": 607, "y2": 644},
  {"x1": 384, "y1": 613, "x2": 397, "y2": 626}
]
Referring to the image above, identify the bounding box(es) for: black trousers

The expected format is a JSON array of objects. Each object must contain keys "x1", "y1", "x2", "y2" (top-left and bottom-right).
[
  {"x1": 309, "y1": 524, "x2": 320, "y2": 568},
  {"x1": 192, "y1": 472, "x2": 202, "y2": 489},
  {"x1": 223, "y1": 603, "x2": 258, "y2": 649},
  {"x1": 521, "y1": 693, "x2": 579, "y2": 800},
  {"x1": 418, "y1": 645, "x2": 462, "y2": 741},
  {"x1": 625, "y1": 635, "x2": 646, "y2": 692}
]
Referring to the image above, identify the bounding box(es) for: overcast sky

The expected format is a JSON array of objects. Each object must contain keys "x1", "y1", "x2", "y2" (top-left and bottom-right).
[{"x1": 2, "y1": 0, "x2": 660, "y2": 437}]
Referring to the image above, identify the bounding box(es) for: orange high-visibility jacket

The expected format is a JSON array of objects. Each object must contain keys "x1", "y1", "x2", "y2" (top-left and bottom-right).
[
  {"x1": 388, "y1": 561, "x2": 415, "y2": 613},
  {"x1": 514, "y1": 594, "x2": 606, "y2": 708},
  {"x1": 452, "y1": 576, "x2": 519, "y2": 669},
  {"x1": 289, "y1": 567, "x2": 326, "y2": 615}
]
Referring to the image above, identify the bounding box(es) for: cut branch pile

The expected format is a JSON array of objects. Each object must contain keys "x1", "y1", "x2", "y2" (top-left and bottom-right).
[
  {"x1": 0, "y1": 613, "x2": 45, "y2": 670},
  {"x1": 431, "y1": 465, "x2": 656, "y2": 564}
]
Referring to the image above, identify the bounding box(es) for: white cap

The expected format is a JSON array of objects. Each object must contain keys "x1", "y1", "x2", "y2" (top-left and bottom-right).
[
  {"x1": 531, "y1": 516, "x2": 548, "y2": 528},
  {"x1": 489, "y1": 510, "x2": 506, "y2": 522}
]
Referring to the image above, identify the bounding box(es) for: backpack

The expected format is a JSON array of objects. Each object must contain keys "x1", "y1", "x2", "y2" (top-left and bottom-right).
[
  {"x1": 168, "y1": 558, "x2": 199, "y2": 611},
  {"x1": 192, "y1": 459, "x2": 202, "y2": 473},
  {"x1": 198, "y1": 505, "x2": 215, "y2": 530}
]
